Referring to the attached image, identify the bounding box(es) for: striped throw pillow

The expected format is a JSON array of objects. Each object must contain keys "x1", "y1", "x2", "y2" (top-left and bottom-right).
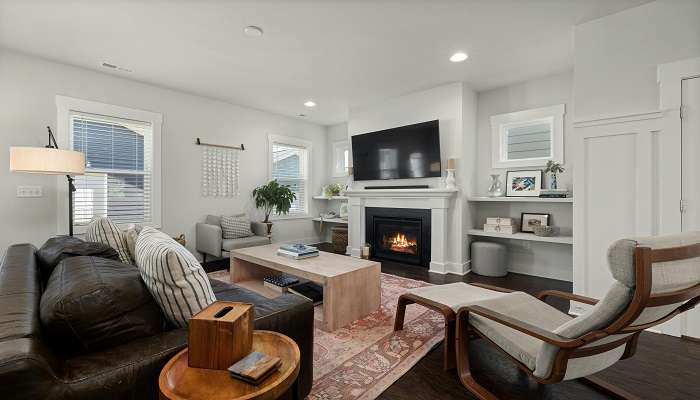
[
  {"x1": 85, "y1": 216, "x2": 133, "y2": 264},
  {"x1": 135, "y1": 227, "x2": 216, "y2": 327},
  {"x1": 221, "y1": 215, "x2": 253, "y2": 239}
]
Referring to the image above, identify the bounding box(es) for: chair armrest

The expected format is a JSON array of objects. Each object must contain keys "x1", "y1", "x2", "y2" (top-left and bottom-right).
[
  {"x1": 536, "y1": 290, "x2": 599, "y2": 305},
  {"x1": 196, "y1": 223, "x2": 223, "y2": 258},
  {"x1": 468, "y1": 282, "x2": 516, "y2": 293},
  {"x1": 457, "y1": 305, "x2": 583, "y2": 348},
  {"x1": 251, "y1": 222, "x2": 269, "y2": 238}
]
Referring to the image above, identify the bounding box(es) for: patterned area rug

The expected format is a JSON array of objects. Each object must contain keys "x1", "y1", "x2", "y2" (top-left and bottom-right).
[{"x1": 208, "y1": 271, "x2": 444, "y2": 400}]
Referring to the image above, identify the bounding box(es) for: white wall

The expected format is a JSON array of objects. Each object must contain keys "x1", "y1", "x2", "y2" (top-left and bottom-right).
[
  {"x1": 347, "y1": 82, "x2": 477, "y2": 272},
  {"x1": 475, "y1": 71, "x2": 574, "y2": 193},
  {"x1": 325, "y1": 122, "x2": 348, "y2": 187},
  {"x1": 0, "y1": 49, "x2": 327, "y2": 257},
  {"x1": 574, "y1": 0, "x2": 700, "y2": 119}
]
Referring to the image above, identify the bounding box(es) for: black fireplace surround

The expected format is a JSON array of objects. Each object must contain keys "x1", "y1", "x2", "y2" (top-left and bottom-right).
[{"x1": 365, "y1": 207, "x2": 431, "y2": 267}]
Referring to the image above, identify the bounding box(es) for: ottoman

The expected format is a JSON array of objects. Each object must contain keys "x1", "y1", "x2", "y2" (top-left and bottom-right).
[{"x1": 393, "y1": 282, "x2": 513, "y2": 370}]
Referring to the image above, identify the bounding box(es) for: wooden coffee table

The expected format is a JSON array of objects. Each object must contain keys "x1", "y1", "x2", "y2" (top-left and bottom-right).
[
  {"x1": 159, "y1": 330, "x2": 300, "y2": 400},
  {"x1": 231, "y1": 244, "x2": 381, "y2": 332}
]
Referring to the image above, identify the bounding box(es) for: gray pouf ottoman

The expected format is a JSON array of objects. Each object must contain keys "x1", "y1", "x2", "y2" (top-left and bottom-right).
[{"x1": 471, "y1": 241, "x2": 507, "y2": 277}]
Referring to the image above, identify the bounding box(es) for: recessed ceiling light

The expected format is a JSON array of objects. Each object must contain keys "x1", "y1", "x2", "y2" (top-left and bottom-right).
[
  {"x1": 449, "y1": 52, "x2": 468, "y2": 63},
  {"x1": 303, "y1": 100, "x2": 316, "y2": 108},
  {"x1": 244, "y1": 26, "x2": 264, "y2": 37}
]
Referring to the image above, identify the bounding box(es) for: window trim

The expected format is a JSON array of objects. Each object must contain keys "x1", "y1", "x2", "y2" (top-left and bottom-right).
[
  {"x1": 331, "y1": 140, "x2": 350, "y2": 177},
  {"x1": 56, "y1": 95, "x2": 162, "y2": 234},
  {"x1": 268, "y1": 134, "x2": 312, "y2": 220},
  {"x1": 490, "y1": 104, "x2": 565, "y2": 169}
]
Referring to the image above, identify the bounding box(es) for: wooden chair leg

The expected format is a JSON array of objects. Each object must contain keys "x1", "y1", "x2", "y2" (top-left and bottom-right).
[
  {"x1": 443, "y1": 317, "x2": 456, "y2": 370},
  {"x1": 579, "y1": 376, "x2": 640, "y2": 400},
  {"x1": 393, "y1": 295, "x2": 414, "y2": 331},
  {"x1": 455, "y1": 310, "x2": 498, "y2": 400}
]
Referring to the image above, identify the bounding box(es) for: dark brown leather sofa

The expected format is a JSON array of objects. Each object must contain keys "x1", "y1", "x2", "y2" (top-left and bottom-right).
[{"x1": 0, "y1": 243, "x2": 314, "y2": 400}]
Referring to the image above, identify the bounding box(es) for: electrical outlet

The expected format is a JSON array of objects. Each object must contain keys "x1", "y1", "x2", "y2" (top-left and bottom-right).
[{"x1": 17, "y1": 185, "x2": 43, "y2": 198}]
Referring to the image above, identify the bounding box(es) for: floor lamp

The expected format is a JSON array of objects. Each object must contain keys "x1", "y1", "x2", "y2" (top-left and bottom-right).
[{"x1": 9, "y1": 127, "x2": 86, "y2": 236}]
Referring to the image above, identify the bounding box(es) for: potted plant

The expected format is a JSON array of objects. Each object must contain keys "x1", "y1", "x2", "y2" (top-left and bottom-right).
[
  {"x1": 253, "y1": 180, "x2": 297, "y2": 236},
  {"x1": 323, "y1": 183, "x2": 343, "y2": 198},
  {"x1": 544, "y1": 160, "x2": 565, "y2": 190}
]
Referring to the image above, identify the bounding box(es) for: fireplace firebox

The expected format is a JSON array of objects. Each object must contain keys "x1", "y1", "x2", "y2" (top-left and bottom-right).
[{"x1": 365, "y1": 207, "x2": 431, "y2": 267}]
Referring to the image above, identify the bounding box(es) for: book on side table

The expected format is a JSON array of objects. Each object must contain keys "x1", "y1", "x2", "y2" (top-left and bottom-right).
[{"x1": 228, "y1": 351, "x2": 282, "y2": 385}]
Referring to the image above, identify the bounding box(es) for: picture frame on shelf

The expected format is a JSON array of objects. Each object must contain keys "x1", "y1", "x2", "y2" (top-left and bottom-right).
[
  {"x1": 506, "y1": 170, "x2": 543, "y2": 197},
  {"x1": 520, "y1": 212, "x2": 550, "y2": 233}
]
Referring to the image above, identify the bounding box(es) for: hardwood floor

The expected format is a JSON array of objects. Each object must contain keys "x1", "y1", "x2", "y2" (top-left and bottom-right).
[{"x1": 212, "y1": 245, "x2": 700, "y2": 399}]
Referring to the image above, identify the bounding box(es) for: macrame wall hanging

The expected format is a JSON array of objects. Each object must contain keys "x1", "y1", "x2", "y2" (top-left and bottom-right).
[{"x1": 197, "y1": 138, "x2": 245, "y2": 197}]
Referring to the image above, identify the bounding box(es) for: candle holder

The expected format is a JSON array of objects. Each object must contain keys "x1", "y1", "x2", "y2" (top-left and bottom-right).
[{"x1": 445, "y1": 169, "x2": 457, "y2": 189}]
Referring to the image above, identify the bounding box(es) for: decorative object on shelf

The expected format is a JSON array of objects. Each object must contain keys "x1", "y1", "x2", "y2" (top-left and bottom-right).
[
  {"x1": 345, "y1": 166, "x2": 354, "y2": 191},
  {"x1": 188, "y1": 301, "x2": 253, "y2": 370},
  {"x1": 253, "y1": 180, "x2": 296, "y2": 237},
  {"x1": 444, "y1": 158, "x2": 457, "y2": 189},
  {"x1": 485, "y1": 217, "x2": 516, "y2": 225},
  {"x1": 339, "y1": 203, "x2": 349, "y2": 219},
  {"x1": 543, "y1": 160, "x2": 565, "y2": 190},
  {"x1": 323, "y1": 183, "x2": 343, "y2": 198},
  {"x1": 487, "y1": 174, "x2": 505, "y2": 197},
  {"x1": 506, "y1": 170, "x2": 543, "y2": 197},
  {"x1": 199, "y1": 138, "x2": 241, "y2": 198},
  {"x1": 520, "y1": 212, "x2": 550, "y2": 233},
  {"x1": 483, "y1": 224, "x2": 518, "y2": 234},
  {"x1": 9, "y1": 126, "x2": 85, "y2": 236},
  {"x1": 540, "y1": 188, "x2": 570, "y2": 198},
  {"x1": 533, "y1": 225, "x2": 555, "y2": 237}
]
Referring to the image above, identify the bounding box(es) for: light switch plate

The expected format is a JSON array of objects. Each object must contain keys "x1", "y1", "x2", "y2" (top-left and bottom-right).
[{"x1": 17, "y1": 185, "x2": 43, "y2": 198}]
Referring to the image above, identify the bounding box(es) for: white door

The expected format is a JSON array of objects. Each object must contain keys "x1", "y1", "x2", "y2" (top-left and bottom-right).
[{"x1": 682, "y1": 76, "x2": 700, "y2": 339}]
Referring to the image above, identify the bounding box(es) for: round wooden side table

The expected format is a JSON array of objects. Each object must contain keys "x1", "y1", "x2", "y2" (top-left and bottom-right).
[{"x1": 159, "y1": 330, "x2": 300, "y2": 400}]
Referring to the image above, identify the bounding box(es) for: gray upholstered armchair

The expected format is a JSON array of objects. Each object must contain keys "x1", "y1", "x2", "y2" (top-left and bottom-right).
[{"x1": 196, "y1": 215, "x2": 270, "y2": 263}]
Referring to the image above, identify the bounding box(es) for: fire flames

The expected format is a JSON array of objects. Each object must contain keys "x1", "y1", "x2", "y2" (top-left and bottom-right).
[{"x1": 387, "y1": 232, "x2": 417, "y2": 254}]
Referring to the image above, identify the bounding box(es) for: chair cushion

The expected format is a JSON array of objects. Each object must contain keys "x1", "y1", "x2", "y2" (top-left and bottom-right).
[
  {"x1": 135, "y1": 227, "x2": 216, "y2": 327},
  {"x1": 406, "y1": 282, "x2": 510, "y2": 312},
  {"x1": 37, "y1": 236, "x2": 120, "y2": 282},
  {"x1": 467, "y1": 292, "x2": 572, "y2": 371},
  {"x1": 40, "y1": 256, "x2": 165, "y2": 357},
  {"x1": 222, "y1": 236, "x2": 271, "y2": 251},
  {"x1": 221, "y1": 215, "x2": 253, "y2": 239},
  {"x1": 85, "y1": 216, "x2": 133, "y2": 264}
]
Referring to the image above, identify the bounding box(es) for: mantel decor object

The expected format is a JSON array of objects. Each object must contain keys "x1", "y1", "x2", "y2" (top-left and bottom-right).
[
  {"x1": 188, "y1": 301, "x2": 254, "y2": 370},
  {"x1": 444, "y1": 158, "x2": 457, "y2": 189},
  {"x1": 9, "y1": 126, "x2": 85, "y2": 236}
]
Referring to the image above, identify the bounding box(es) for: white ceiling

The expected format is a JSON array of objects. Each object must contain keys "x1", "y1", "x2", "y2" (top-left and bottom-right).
[{"x1": 0, "y1": 0, "x2": 651, "y2": 125}]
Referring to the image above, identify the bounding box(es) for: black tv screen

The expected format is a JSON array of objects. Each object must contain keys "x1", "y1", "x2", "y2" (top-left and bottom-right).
[{"x1": 351, "y1": 120, "x2": 441, "y2": 181}]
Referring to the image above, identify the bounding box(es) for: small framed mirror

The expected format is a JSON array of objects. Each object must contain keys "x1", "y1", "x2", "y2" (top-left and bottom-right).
[{"x1": 490, "y1": 104, "x2": 564, "y2": 169}]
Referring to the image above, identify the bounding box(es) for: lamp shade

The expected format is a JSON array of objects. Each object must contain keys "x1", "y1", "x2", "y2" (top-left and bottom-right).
[{"x1": 10, "y1": 146, "x2": 85, "y2": 175}]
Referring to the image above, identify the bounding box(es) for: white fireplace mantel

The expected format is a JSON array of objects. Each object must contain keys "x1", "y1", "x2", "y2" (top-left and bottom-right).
[{"x1": 345, "y1": 188, "x2": 458, "y2": 274}]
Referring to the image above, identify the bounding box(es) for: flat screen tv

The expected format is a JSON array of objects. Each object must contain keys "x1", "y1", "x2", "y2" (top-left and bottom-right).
[{"x1": 351, "y1": 120, "x2": 441, "y2": 181}]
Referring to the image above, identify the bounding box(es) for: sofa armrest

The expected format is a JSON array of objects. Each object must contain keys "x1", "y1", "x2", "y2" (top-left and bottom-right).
[
  {"x1": 253, "y1": 294, "x2": 314, "y2": 400},
  {"x1": 0, "y1": 338, "x2": 63, "y2": 400},
  {"x1": 196, "y1": 223, "x2": 223, "y2": 258},
  {"x1": 251, "y1": 222, "x2": 269, "y2": 238}
]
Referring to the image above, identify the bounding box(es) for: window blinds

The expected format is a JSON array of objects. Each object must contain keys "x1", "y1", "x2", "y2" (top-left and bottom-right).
[
  {"x1": 271, "y1": 142, "x2": 308, "y2": 216},
  {"x1": 506, "y1": 120, "x2": 552, "y2": 160},
  {"x1": 71, "y1": 112, "x2": 153, "y2": 226}
]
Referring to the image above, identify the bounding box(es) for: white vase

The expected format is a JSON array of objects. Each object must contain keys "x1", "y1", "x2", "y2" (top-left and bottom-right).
[
  {"x1": 445, "y1": 169, "x2": 456, "y2": 189},
  {"x1": 488, "y1": 174, "x2": 505, "y2": 197}
]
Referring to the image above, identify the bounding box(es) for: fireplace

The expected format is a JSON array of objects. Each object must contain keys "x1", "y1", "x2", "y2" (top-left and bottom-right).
[{"x1": 365, "y1": 207, "x2": 431, "y2": 267}]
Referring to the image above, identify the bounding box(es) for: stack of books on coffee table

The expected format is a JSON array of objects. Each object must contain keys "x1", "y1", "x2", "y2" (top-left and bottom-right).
[{"x1": 277, "y1": 244, "x2": 319, "y2": 260}]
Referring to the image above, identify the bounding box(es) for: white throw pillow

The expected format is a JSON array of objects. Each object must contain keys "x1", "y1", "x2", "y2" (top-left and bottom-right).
[
  {"x1": 221, "y1": 215, "x2": 253, "y2": 239},
  {"x1": 135, "y1": 226, "x2": 216, "y2": 327},
  {"x1": 85, "y1": 216, "x2": 133, "y2": 264}
]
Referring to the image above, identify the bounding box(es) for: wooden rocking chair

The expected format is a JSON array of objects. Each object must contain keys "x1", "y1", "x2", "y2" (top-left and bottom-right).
[{"x1": 455, "y1": 232, "x2": 700, "y2": 399}]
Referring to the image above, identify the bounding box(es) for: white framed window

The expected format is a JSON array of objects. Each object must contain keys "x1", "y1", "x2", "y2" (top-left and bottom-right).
[
  {"x1": 332, "y1": 140, "x2": 350, "y2": 177},
  {"x1": 490, "y1": 104, "x2": 565, "y2": 169},
  {"x1": 268, "y1": 134, "x2": 311, "y2": 218},
  {"x1": 56, "y1": 96, "x2": 162, "y2": 233}
]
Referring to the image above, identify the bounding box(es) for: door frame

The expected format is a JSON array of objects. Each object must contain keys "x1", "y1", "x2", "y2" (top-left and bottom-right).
[{"x1": 657, "y1": 57, "x2": 700, "y2": 337}]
